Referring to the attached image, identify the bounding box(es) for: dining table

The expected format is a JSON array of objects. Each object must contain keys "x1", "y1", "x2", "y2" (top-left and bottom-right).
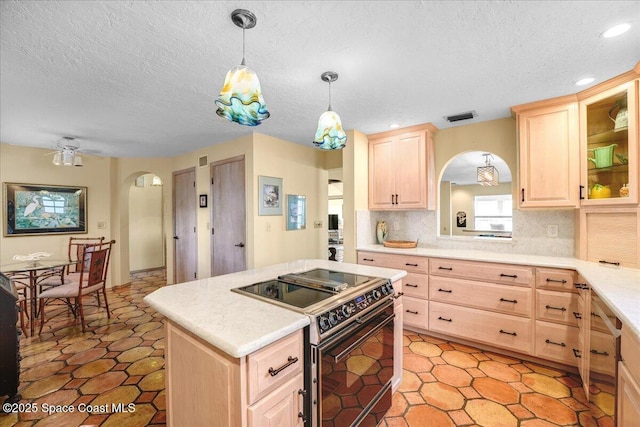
[{"x1": 0, "y1": 259, "x2": 74, "y2": 336}]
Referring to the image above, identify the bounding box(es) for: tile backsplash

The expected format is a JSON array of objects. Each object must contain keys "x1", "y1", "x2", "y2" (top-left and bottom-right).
[{"x1": 357, "y1": 209, "x2": 575, "y2": 257}]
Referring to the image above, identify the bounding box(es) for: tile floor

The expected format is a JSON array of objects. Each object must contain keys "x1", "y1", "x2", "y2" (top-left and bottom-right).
[{"x1": 0, "y1": 269, "x2": 614, "y2": 427}]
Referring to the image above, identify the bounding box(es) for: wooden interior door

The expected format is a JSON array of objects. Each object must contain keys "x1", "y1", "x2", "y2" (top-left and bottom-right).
[
  {"x1": 211, "y1": 156, "x2": 246, "y2": 276},
  {"x1": 173, "y1": 167, "x2": 197, "y2": 283}
]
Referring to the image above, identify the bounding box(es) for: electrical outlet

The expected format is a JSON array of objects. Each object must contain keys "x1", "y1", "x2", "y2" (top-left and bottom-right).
[
  {"x1": 97, "y1": 221, "x2": 106, "y2": 229},
  {"x1": 314, "y1": 220, "x2": 322, "y2": 228},
  {"x1": 547, "y1": 225, "x2": 558, "y2": 238},
  {"x1": 393, "y1": 221, "x2": 400, "y2": 231}
]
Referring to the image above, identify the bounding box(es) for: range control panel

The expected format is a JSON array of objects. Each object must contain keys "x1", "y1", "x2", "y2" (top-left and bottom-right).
[{"x1": 316, "y1": 281, "x2": 394, "y2": 335}]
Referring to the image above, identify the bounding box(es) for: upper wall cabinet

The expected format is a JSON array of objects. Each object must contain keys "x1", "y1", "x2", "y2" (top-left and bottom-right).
[
  {"x1": 512, "y1": 96, "x2": 580, "y2": 208},
  {"x1": 578, "y1": 78, "x2": 638, "y2": 206},
  {"x1": 368, "y1": 124, "x2": 438, "y2": 210}
]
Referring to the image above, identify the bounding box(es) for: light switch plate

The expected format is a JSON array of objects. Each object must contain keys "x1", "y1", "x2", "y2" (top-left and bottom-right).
[{"x1": 97, "y1": 221, "x2": 106, "y2": 229}]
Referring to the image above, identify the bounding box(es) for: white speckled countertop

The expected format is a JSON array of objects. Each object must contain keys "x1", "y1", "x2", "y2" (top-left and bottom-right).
[
  {"x1": 143, "y1": 259, "x2": 407, "y2": 358},
  {"x1": 358, "y1": 244, "x2": 640, "y2": 339}
]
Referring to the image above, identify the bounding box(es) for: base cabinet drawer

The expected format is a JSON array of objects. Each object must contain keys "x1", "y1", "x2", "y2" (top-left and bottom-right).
[
  {"x1": 429, "y1": 302, "x2": 532, "y2": 354},
  {"x1": 248, "y1": 331, "x2": 303, "y2": 404},
  {"x1": 535, "y1": 321, "x2": 579, "y2": 366},
  {"x1": 403, "y1": 297, "x2": 428, "y2": 330},
  {"x1": 402, "y1": 273, "x2": 429, "y2": 299},
  {"x1": 536, "y1": 290, "x2": 579, "y2": 326},
  {"x1": 536, "y1": 268, "x2": 579, "y2": 292},
  {"x1": 358, "y1": 251, "x2": 428, "y2": 273},
  {"x1": 590, "y1": 329, "x2": 616, "y2": 377},
  {"x1": 430, "y1": 276, "x2": 532, "y2": 317},
  {"x1": 430, "y1": 258, "x2": 534, "y2": 287}
]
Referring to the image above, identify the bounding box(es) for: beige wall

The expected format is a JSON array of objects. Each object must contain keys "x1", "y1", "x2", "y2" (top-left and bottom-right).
[
  {"x1": 435, "y1": 117, "x2": 517, "y2": 200},
  {"x1": 342, "y1": 129, "x2": 369, "y2": 263},
  {"x1": 0, "y1": 143, "x2": 114, "y2": 278},
  {"x1": 252, "y1": 133, "x2": 327, "y2": 268},
  {"x1": 129, "y1": 174, "x2": 164, "y2": 271}
]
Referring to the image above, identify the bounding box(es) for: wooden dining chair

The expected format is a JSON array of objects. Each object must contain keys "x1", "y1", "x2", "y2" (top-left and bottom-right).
[
  {"x1": 37, "y1": 236, "x2": 106, "y2": 289},
  {"x1": 38, "y1": 239, "x2": 115, "y2": 334}
]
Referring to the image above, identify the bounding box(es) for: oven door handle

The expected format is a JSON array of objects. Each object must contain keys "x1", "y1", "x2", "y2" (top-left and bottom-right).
[{"x1": 331, "y1": 314, "x2": 395, "y2": 364}]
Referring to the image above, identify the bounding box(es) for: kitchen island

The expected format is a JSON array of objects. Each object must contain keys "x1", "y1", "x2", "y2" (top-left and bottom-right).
[{"x1": 144, "y1": 259, "x2": 407, "y2": 427}]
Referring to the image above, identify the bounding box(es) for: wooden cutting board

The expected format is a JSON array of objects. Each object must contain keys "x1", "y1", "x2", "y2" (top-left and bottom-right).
[{"x1": 382, "y1": 240, "x2": 417, "y2": 248}]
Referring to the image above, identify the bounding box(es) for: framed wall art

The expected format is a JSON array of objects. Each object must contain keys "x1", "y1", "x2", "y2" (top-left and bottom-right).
[
  {"x1": 3, "y1": 183, "x2": 87, "y2": 236},
  {"x1": 286, "y1": 194, "x2": 306, "y2": 230},
  {"x1": 258, "y1": 176, "x2": 282, "y2": 216}
]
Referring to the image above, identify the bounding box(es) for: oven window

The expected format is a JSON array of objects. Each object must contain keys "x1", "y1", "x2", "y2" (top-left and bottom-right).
[{"x1": 320, "y1": 306, "x2": 394, "y2": 427}]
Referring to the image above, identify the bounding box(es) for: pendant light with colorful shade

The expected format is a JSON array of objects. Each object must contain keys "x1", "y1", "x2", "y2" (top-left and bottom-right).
[
  {"x1": 313, "y1": 71, "x2": 347, "y2": 150},
  {"x1": 215, "y1": 9, "x2": 269, "y2": 126}
]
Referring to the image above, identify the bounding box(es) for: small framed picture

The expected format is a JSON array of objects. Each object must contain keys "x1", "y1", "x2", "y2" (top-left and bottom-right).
[
  {"x1": 286, "y1": 194, "x2": 306, "y2": 230},
  {"x1": 258, "y1": 176, "x2": 282, "y2": 216},
  {"x1": 199, "y1": 194, "x2": 208, "y2": 208}
]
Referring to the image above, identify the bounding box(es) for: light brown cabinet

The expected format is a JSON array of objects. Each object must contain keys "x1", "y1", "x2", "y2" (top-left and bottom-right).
[
  {"x1": 533, "y1": 268, "x2": 580, "y2": 366},
  {"x1": 578, "y1": 78, "x2": 639, "y2": 206},
  {"x1": 619, "y1": 325, "x2": 640, "y2": 426},
  {"x1": 165, "y1": 321, "x2": 304, "y2": 427},
  {"x1": 512, "y1": 96, "x2": 580, "y2": 208},
  {"x1": 368, "y1": 123, "x2": 437, "y2": 210},
  {"x1": 575, "y1": 207, "x2": 640, "y2": 268}
]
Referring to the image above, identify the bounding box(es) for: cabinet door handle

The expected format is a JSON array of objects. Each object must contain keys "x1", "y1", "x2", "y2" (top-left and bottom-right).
[
  {"x1": 573, "y1": 312, "x2": 582, "y2": 319},
  {"x1": 393, "y1": 292, "x2": 404, "y2": 299},
  {"x1": 574, "y1": 283, "x2": 589, "y2": 290},
  {"x1": 598, "y1": 260, "x2": 620, "y2": 266},
  {"x1": 579, "y1": 185, "x2": 585, "y2": 200},
  {"x1": 546, "y1": 278, "x2": 567, "y2": 284},
  {"x1": 545, "y1": 339, "x2": 566, "y2": 347},
  {"x1": 438, "y1": 266, "x2": 453, "y2": 271},
  {"x1": 395, "y1": 194, "x2": 399, "y2": 204},
  {"x1": 499, "y1": 329, "x2": 517, "y2": 336},
  {"x1": 405, "y1": 283, "x2": 418, "y2": 288},
  {"x1": 362, "y1": 258, "x2": 374, "y2": 262},
  {"x1": 500, "y1": 273, "x2": 518, "y2": 278},
  {"x1": 405, "y1": 263, "x2": 419, "y2": 267},
  {"x1": 590, "y1": 349, "x2": 610, "y2": 356},
  {"x1": 437, "y1": 316, "x2": 452, "y2": 322},
  {"x1": 500, "y1": 298, "x2": 517, "y2": 304},
  {"x1": 438, "y1": 288, "x2": 452, "y2": 293},
  {"x1": 545, "y1": 304, "x2": 567, "y2": 311},
  {"x1": 268, "y1": 356, "x2": 299, "y2": 377},
  {"x1": 521, "y1": 188, "x2": 525, "y2": 202},
  {"x1": 406, "y1": 309, "x2": 419, "y2": 315},
  {"x1": 572, "y1": 348, "x2": 582, "y2": 358},
  {"x1": 391, "y1": 194, "x2": 395, "y2": 204}
]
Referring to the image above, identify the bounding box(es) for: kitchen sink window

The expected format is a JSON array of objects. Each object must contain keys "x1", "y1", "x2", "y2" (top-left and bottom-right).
[{"x1": 474, "y1": 194, "x2": 513, "y2": 233}]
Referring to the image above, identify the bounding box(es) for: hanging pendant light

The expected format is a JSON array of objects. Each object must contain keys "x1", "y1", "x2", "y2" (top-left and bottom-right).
[
  {"x1": 215, "y1": 9, "x2": 269, "y2": 126},
  {"x1": 313, "y1": 71, "x2": 347, "y2": 150},
  {"x1": 477, "y1": 153, "x2": 499, "y2": 186}
]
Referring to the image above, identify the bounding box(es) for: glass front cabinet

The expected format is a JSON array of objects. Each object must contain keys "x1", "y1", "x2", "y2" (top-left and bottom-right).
[{"x1": 579, "y1": 79, "x2": 638, "y2": 205}]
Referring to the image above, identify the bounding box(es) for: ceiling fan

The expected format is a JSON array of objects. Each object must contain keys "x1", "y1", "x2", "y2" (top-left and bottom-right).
[{"x1": 45, "y1": 136, "x2": 98, "y2": 167}]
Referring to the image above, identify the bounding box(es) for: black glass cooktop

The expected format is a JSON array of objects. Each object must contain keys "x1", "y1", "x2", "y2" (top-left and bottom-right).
[{"x1": 234, "y1": 279, "x2": 334, "y2": 309}]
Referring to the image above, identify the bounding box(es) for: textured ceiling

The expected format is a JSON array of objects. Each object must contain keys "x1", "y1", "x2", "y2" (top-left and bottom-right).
[{"x1": 1, "y1": 1, "x2": 639, "y2": 158}]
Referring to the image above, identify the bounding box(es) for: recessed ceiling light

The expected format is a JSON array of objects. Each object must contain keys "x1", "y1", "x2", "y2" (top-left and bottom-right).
[
  {"x1": 601, "y1": 23, "x2": 631, "y2": 38},
  {"x1": 389, "y1": 123, "x2": 399, "y2": 129},
  {"x1": 575, "y1": 77, "x2": 595, "y2": 86}
]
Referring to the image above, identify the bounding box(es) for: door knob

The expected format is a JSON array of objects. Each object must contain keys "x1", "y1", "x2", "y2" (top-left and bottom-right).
[{"x1": 235, "y1": 242, "x2": 245, "y2": 247}]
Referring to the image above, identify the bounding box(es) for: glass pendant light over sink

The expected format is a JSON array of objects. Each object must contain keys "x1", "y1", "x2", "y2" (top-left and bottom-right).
[
  {"x1": 477, "y1": 153, "x2": 499, "y2": 186},
  {"x1": 215, "y1": 9, "x2": 270, "y2": 126},
  {"x1": 313, "y1": 71, "x2": 347, "y2": 150}
]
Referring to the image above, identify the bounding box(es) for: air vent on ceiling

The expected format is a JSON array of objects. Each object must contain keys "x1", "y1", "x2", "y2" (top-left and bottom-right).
[
  {"x1": 199, "y1": 155, "x2": 208, "y2": 167},
  {"x1": 444, "y1": 110, "x2": 477, "y2": 123}
]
